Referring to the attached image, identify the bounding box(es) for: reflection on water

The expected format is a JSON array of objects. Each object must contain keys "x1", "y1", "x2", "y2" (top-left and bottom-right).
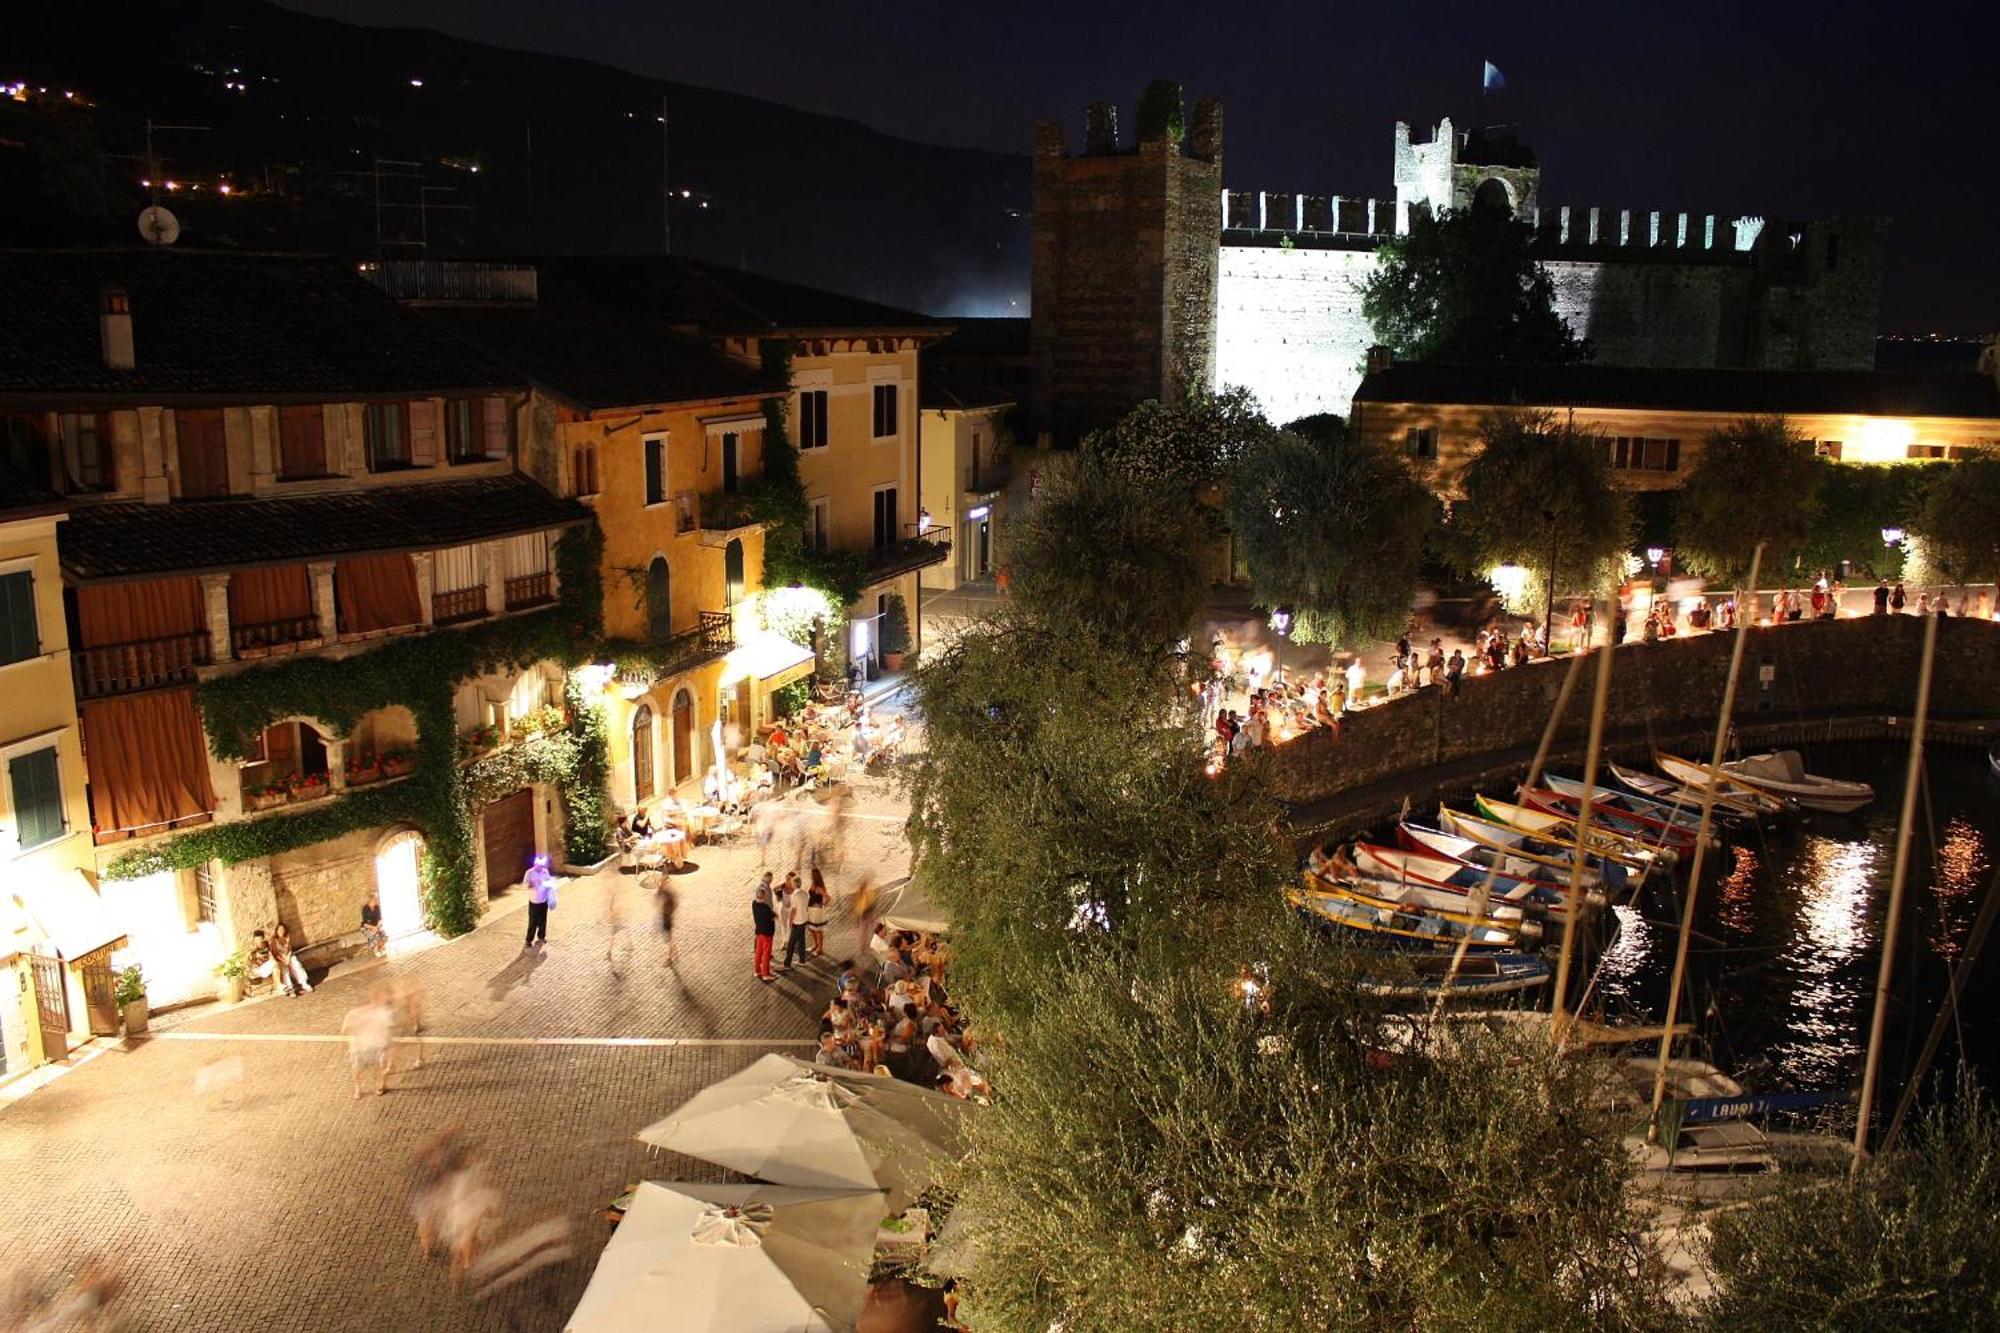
[
  {"x1": 1770, "y1": 836, "x2": 1877, "y2": 1086},
  {"x1": 1603, "y1": 745, "x2": 1998, "y2": 1093},
  {"x1": 1930, "y1": 817, "x2": 1988, "y2": 963}
]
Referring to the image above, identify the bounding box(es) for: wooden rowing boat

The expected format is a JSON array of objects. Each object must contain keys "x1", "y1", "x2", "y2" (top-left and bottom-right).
[
  {"x1": 1607, "y1": 761, "x2": 1778, "y2": 820},
  {"x1": 1723, "y1": 750, "x2": 1875, "y2": 814},
  {"x1": 1434, "y1": 807, "x2": 1638, "y2": 890},
  {"x1": 1397, "y1": 821, "x2": 1604, "y2": 893},
  {"x1": 1473, "y1": 794, "x2": 1666, "y2": 869},
  {"x1": 1357, "y1": 951, "x2": 1551, "y2": 999},
  {"x1": 1286, "y1": 886, "x2": 1525, "y2": 950},
  {"x1": 1519, "y1": 785, "x2": 1702, "y2": 853}
]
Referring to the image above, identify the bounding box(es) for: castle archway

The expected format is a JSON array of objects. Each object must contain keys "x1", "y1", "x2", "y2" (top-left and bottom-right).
[{"x1": 1471, "y1": 176, "x2": 1513, "y2": 216}]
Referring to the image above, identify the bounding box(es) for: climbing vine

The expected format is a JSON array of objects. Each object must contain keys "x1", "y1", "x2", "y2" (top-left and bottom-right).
[{"x1": 103, "y1": 524, "x2": 609, "y2": 939}]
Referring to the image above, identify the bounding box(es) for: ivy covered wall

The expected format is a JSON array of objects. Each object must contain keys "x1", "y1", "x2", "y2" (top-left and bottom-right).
[{"x1": 105, "y1": 524, "x2": 609, "y2": 938}]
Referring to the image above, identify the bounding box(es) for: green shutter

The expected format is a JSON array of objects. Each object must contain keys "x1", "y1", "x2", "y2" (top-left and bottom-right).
[
  {"x1": 10, "y1": 747, "x2": 63, "y2": 850},
  {"x1": 0, "y1": 571, "x2": 36, "y2": 666}
]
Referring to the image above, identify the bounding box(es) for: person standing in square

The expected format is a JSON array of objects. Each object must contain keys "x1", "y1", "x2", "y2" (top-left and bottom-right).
[{"x1": 524, "y1": 854, "x2": 556, "y2": 949}]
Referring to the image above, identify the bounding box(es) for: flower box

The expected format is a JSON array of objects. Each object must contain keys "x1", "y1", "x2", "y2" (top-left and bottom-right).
[{"x1": 381, "y1": 752, "x2": 416, "y2": 779}]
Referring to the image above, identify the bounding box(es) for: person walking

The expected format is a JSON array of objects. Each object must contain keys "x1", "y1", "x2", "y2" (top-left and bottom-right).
[
  {"x1": 1873, "y1": 579, "x2": 1890, "y2": 615},
  {"x1": 655, "y1": 877, "x2": 680, "y2": 967},
  {"x1": 1891, "y1": 581, "x2": 1906, "y2": 613},
  {"x1": 780, "y1": 873, "x2": 811, "y2": 972},
  {"x1": 340, "y1": 989, "x2": 396, "y2": 1097},
  {"x1": 751, "y1": 875, "x2": 778, "y2": 982},
  {"x1": 523, "y1": 854, "x2": 556, "y2": 949},
  {"x1": 807, "y1": 871, "x2": 831, "y2": 958}
]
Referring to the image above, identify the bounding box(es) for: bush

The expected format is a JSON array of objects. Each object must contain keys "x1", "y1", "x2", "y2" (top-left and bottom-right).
[{"x1": 880, "y1": 592, "x2": 912, "y2": 657}]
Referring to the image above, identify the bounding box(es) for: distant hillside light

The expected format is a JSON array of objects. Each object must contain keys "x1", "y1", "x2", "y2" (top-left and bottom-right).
[{"x1": 409, "y1": 77, "x2": 424, "y2": 88}]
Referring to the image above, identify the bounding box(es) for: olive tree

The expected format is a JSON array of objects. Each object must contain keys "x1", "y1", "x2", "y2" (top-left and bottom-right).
[
  {"x1": 1674, "y1": 417, "x2": 1818, "y2": 586},
  {"x1": 1227, "y1": 418, "x2": 1438, "y2": 646},
  {"x1": 1363, "y1": 206, "x2": 1586, "y2": 366},
  {"x1": 1910, "y1": 449, "x2": 2000, "y2": 590}
]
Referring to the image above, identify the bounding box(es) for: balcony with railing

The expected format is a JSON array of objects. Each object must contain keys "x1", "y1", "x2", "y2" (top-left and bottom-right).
[
  {"x1": 231, "y1": 614, "x2": 323, "y2": 658},
  {"x1": 504, "y1": 571, "x2": 554, "y2": 610},
  {"x1": 74, "y1": 631, "x2": 213, "y2": 700},
  {"x1": 866, "y1": 524, "x2": 952, "y2": 581},
  {"x1": 965, "y1": 456, "x2": 1011, "y2": 495},
  {"x1": 432, "y1": 584, "x2": 490, "y2": 626},
  {"x1": 657, "y1": 610, "x2": 736, "y2": 677},
  {"x1": 696, "y1": 489, "x2": 765, "y2": 547}
]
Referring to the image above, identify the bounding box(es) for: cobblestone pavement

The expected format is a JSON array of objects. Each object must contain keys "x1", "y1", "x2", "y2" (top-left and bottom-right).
[{"x1": 0, "y1": 770, "x2": 915, "y2": 1332}]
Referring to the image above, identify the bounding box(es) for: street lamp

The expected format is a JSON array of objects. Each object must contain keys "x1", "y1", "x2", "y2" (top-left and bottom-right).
[
  {"x1": 1645, "y1": 547, "x2": 1665, "y2": 568},
  {"x1": 1880, "y1": 526, "x2": 1905, "y2": 548},
  {"x1": 1269, "y1": 605, "x2": 1293, "y2": 686}
]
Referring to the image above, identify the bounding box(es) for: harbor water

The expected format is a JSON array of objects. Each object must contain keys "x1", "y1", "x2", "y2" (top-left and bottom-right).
[{"x1": 1591, "y1": 742, "x2": 1998, "y2": 1101}]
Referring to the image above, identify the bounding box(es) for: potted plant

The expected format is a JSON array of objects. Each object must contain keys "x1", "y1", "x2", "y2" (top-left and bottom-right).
[
  {"x1": 382, "y1": 748, "x2": 416, "y2": 779},
  {"x1": 215, "y1": 950, "x2": 247, "y2": 1003},
  {"x1": 879, "y1": 593, "x2": 912, "y2": 672},
  {"x1": 115, "y1": 965, "x2": 149, "y2": 1034},
  {"x1": 246, "y1": 782, "x2": 287, "y2": 812},
  {"x1": 346, "y1": 755, "x2": 383, "y2": 786}
]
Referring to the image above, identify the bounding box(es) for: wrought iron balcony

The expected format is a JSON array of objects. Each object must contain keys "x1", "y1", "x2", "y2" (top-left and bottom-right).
[
  {"x1": 866, "y1": 525, "x2": 952, "y2": 580},
  {"x1": 74, "y1": 630, "x2": 212, "y2": 699},
  {"x1": 653, "y1": 610, "x2": 737, "y2": 677},
  {"x1": 697, "y1": 490, "x2": 766, "y2": 546}
]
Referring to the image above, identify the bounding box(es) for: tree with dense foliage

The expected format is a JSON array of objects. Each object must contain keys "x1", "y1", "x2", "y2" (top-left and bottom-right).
[
  {"x1": 1451, "y1": 411, "x2": 1633, "y2": 619},
  {"x1": 1702, "y1": 1079, "x2": 2000, "y2": 1330},
  {"x1": 1362, "y1": 206, "x2": 1586, "y2": 365},
  {"x1": 1909, "y1": 449, "x2": 2000, "y2": 590},
  {"x1": 1004, "y1": 452, "x2": 1213, "y2": 654},
  {"x1": 939, "y1": 954, "x2": 1669, "y2": 1332},
  {"x1": 1799, "y1": 460, "x2": 1929, "y2": 579},
  {"x1": 1227, "y1": 417, "x2": 1438, "y2": 646},
  {"x1": 1674, "y1": 417, "x2": 1818, "y2": 585},
  {"x1": 1081, "y1": 386, "x2": 1280, "y2": 492}
]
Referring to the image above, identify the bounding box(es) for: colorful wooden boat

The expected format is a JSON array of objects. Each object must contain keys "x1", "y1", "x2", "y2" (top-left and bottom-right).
[
  {"x1": 1287, "y1": 886, "x2": 1525, "y2": 951},
  {"x1": 1656, "y1": 753, "x2": 1795, "y2": 815},
  {"x1": 1358, "y1": 951, "x2": 1551, "y2": 999},
  {"x1": 1518, "y1": 786, "x2": 1702, "y2": 853},
  {"x1": 1433, "y1": 808, "x2": 1638, "y2": 891},
  {"x1": 1350, "y1": 841, "x2": 1550, "y2": 905},
  {"x1": 1473, "y1": 794, "x2": 1666, "y2": 870},
  {"x1": 1607, "y1": 761, "x2": 1778, "y2": 821},
  {"x1": 1543, "y1": 773, "x2": 1710, "y2": 836},
  {"x1": 1397, "y1": 821, "x2": 1604, "y2": 893},
  {"x1": 1310, "y1": 871, "x2": 1544, "y2": 939}
]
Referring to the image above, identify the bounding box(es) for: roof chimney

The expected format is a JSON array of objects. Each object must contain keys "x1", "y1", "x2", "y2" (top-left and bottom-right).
[
  {"x1": 99, "y1": 286, "x2": 134, "y2": 371},
  {"x1": 1366, "y1": 344, "x2": 1395, "y2": 375}
]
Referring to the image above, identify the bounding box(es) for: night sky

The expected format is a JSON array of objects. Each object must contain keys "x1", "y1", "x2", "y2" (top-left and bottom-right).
[{"x1": 285, "y1": 0, "x2": 1994, "y2": 332}]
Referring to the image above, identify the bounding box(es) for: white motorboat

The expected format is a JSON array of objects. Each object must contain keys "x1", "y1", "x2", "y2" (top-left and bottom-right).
[{"x1": 1721, "y1": 750, "x2": 1875, "y2": 814}]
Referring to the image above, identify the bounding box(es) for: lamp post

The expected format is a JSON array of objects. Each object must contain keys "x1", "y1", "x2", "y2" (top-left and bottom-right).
[
  {"x1": 1541, "y1": 509, "x2": 1559, "y2": 653},
  {"x1": 1881, "y1": 526, "x2": 1906, "y2": 581},
  {"x1": 1270, "y1": 605, "x2": 1293, "y2": 686}
]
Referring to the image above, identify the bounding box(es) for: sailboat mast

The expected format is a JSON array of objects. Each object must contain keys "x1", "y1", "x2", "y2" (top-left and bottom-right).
[
  {"x1": 1647, "y1": 544, "x2": 1763, "y2": 1141},
  {"x1": 1853, "y1": 610, "x2": 1941, "y2": 1169},
  {"x1": 1551, "y1": 639, "x2": 1615, "y2": 1047}
]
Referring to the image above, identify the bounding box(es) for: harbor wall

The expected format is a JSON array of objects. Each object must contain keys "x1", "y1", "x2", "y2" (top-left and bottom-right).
[{"x1": 1262, "y1": 615, "x2": 2000, "y2": 808}]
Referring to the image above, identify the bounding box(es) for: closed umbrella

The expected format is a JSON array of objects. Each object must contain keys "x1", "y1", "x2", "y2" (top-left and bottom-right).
[
  {"x1": 636, "y1": 1054, "x2": 969, "y2": 1209},
  {"x1": 566, "y1": 1181, "x2": 883, "y2": 1332}
]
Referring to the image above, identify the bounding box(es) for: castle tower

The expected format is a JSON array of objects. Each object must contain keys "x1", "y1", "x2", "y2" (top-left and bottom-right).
[
  {"x1": 1392, "y1": 118, "x2": 1540, "y2": 226},
  {"x1": 1029, "y1": 84, "x2": 1223, "y2": 441}
]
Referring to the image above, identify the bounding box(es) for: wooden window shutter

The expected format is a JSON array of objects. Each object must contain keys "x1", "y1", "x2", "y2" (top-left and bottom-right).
[
  {"x1": 408, "y1": 399, "x2": 438, "y2": 466},
  {"x1": 481, "y1": 397, "x2": 510, "y2": 459}
]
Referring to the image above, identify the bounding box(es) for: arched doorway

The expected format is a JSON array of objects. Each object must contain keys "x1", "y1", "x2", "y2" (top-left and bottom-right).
[
  {"x1": 373, "y1": 829, "x2": 426, "y2": 940},
  {"x1": 646, "y1": 556, "x2": 671, "y2": 643},
  {"x1": 633, "y1": 704, "x2": 656, "y2": 802},
  {"x1": 724, "y1": 538, "x2": 745, "y2": 606},
  {"x1": 1471, "y1": 176, "x2": 1512, "y2": 216},
  {"x1": 670, "y1": 688, "x2": 694, "y2": 787}
]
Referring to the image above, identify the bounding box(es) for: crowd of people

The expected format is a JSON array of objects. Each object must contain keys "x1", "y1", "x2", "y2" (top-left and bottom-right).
[{"x1": 812, "y1": 923, "x2": 988, "y2": 1103}]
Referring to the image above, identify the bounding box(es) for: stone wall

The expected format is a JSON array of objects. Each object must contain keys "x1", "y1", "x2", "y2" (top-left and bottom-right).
[
  {"x1": 1215, "y1": 244, "x2": 1377, "y2": 425},
  {"x1": 267, "y1": 826, "x2": 381, "y2": 945},
  {"x1": 1544, "y1": 258, "x2": 1742, "y2": 370},
  {"x1": 1261, "y1": 615, "x2": 2000, "y2": 807}
]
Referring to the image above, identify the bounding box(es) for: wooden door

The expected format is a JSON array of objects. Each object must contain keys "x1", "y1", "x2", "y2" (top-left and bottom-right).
[
  {"x1": 481, "y1": 789, "x2": 536, "y2": 897},
  {"x1": 30, "y1": 954, "x2": 69, "y2": 1056},
  {"x1": 175, "y1": 409, "x2": 231, "y2": 498},
  {"x1": 670, "y1": 691, "x2": 693, "y2": 787},
  {"x1": 79, "y1": 951, "x2": 119, "y2": 1035}
]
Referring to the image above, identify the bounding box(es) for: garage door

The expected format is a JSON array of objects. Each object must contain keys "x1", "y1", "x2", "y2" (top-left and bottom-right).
[{"x1": 482, "y1": 789, "x2": 537, "y2": 897}]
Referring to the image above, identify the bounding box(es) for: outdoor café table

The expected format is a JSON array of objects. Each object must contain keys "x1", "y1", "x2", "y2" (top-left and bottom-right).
[
  {"x1": 685, "y1": 805, "x2": 722, "y2": 841},
  {"x1": 651, "y1": 828, "x2": 687, "y2": 869}
]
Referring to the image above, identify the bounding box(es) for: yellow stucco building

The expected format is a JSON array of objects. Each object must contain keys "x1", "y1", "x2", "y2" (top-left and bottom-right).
[{"x1": 917, "y1": 379, "x2": 1015, "y2": 593}]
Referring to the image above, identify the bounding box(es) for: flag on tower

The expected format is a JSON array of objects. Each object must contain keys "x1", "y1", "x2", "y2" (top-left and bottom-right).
[{"x1": 1483, "y1": 61, "x2": 1507, "y2": 93}]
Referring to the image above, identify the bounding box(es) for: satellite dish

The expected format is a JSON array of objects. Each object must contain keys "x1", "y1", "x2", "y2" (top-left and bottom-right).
[{"x1": 137, "y1": 206, "x2": 180, "y2": 246}]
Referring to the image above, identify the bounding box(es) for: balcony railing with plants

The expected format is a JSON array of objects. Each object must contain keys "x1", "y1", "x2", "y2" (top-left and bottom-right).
[
  {"x1": 432, "y1": 584, "x2": 489, "y2": 625},
  {"x1": 231, "y1": 615, "x2": 322, "y2": 656},
  {"x1": 504, "y1": 571, "x2": 554, "y2": 610},
  {"x1": 242, "y1": 769, "x2": 333, "y2": 812},
  {"x1": 699, "y1": 489, "x2": 762, "y2": 533},
  {"x1": 75, "y1": 630, "x2": 213, "y2": 700},
  {"x1": 866, "y1": 525, "x2": 952, "y2": 579}
]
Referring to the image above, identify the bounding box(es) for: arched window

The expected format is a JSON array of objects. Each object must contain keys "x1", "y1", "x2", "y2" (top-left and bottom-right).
[
  {"x1": 724, "y1": 538, "x2": 745, "y2": 606},
  {"x1": 646, "y1": 556, "x2": 671, "y2": 643},
  {"x1": 632, "y1": 705, "x2": 655, "y2": 802}
]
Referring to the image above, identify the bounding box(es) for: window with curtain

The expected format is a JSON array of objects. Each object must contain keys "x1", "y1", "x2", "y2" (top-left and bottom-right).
[
  {"x1": 444, "y1": 397, "x2": 509, "y2": 464},
  {"x1": 79, "y1": 688, "x2": 218, "y2": 838},
  {"x1": 501, "y1": 532, "x2": 549, "y2": 579},
  {"x1": 58, "y1": 412, "x2": 113, "y2": 492},
  {"x1": 8, "y1": 746, "x2": 64, "y2": 850},
  {"x1": 434, "y1": 544, "x2": 484, "y2": 594},
  {"x1": 76, "y1": 578, "x2": 205, "y2": 648},
  {"x1": 365, "y1": 402, "x2": 409, "y2": 471},
  {"x1": 278, "y1": 405, "x2": 328, "y2": 479},
  {"x1": 335, "y1": 554, "x2": 422, "y2": 633},
  {"x1": 227, "y1": 564, "x2": 315, "y2": 643}
]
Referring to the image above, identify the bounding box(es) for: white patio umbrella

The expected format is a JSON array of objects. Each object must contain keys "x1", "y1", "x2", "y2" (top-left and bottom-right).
[
  {"x1": 565, "y1": 1181, "x2": 884, "y2": 1333},
  {"x1": 636, "y1": 1054, "x2": 969, "y2": 1210},
  {"x1": 875, "y1": 877, "x2": 949, "y2": 935}
]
